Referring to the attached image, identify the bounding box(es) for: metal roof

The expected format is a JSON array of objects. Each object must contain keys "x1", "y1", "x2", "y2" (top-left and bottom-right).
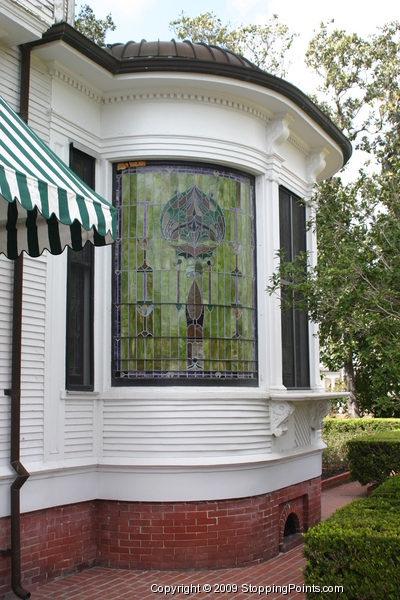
[{"x1": 105, "y1": 39, "x2": 258, "y2": 70}]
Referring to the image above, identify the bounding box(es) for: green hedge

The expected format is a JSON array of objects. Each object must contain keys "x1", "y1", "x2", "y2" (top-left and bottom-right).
[
  {"x1": 347, "y1": 430, "x2": 400, "y2": 485},
  {"x1": 303, "y1": 475, "x2": 400, "y2": 599},
  {"x1": 322, "y1": 418, "x2": 400, "y2": 476}
]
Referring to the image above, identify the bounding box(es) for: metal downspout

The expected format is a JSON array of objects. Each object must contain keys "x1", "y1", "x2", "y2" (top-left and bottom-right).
[{"x1": 0, "y1": 45, "x2": 32, "y2": 600}]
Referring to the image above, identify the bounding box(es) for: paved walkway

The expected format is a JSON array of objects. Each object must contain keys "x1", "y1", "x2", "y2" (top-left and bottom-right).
[{"x1": 15, "y1": 482, "x2": 368, "y2": 600}]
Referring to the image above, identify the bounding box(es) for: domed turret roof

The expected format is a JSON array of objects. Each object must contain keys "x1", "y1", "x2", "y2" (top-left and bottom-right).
[{"x1": 105, "y1": 39, "x2": 259, "y2": 71}]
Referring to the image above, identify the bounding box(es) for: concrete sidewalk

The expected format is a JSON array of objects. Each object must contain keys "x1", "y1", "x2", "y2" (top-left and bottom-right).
[{"x1": 12, "y1": 481, "x2": 368, "y2": 600}]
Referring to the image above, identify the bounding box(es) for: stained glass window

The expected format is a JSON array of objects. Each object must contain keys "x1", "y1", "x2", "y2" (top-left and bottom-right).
[{"x1": 112, "y1": 163, "x2": 257, "y2": 384}]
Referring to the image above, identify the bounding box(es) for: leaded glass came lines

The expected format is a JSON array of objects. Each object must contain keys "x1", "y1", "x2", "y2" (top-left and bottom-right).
[{"x1": 113, "y1": 164, "x2": 257, "y2": 384}]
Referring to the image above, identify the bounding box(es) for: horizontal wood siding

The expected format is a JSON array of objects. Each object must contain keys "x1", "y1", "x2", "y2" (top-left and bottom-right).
[
  {"x1": 65, "y1": 400, "x2": 94, "y2": 458},
  {"x1": 0, "y1": 258, "x2": 13, "y2": 466},
  {"x1": 0, "y1": 44, "x2": 21, "y2": 111},
  {"x1": 17, "y1": 0, "x2": 54, "y2": 22},
  {"x1": 28, "y1": 57, "x2": 51, "y2": 143},
  {"x1": 20, "y1": 256, "x2": 46, "y2": 463},
  {"x1": 102, "y1": 398, "x2": 271, "y2": 458}
]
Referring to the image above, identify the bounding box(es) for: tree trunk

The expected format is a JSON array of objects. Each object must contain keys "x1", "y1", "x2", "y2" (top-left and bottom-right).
[{"x1": 344, "y1": 357, "x2": 360, "y2": 418}]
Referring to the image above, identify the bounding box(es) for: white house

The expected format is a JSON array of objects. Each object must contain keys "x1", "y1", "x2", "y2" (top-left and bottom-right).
[{"x1": 0, "y1": 0, "x2": 351, "y2": 595}]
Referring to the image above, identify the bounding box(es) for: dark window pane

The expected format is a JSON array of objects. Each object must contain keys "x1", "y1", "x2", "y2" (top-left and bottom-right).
[
  {"x1": 279, "y1": 188, "x2": 310, "y2": 389},
  {"x1": 66, "y1": 146, "x2": 95, "y2": 390},
  {"x1": 279, "y1": 188, "x2": 292, "y2": 263}
]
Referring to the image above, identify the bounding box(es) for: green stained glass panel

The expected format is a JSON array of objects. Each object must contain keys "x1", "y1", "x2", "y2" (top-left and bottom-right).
[
  {"x1": 122, "y1": 175, "x2": 130, "y2": 205},
  {"x1": 137, "y1": 173, "x2": 145, "y2": 202},
  {"x1": 146, "y1": 205, "x2": 154, "y2": 238},
  {"x1": 145, "y1": 173, "x2": 153, "y2": 202},
  {"x1": 130, "y1": 174, "x2": 137, "y2": 204},
  {"x1": 171, "y1": 172, "x2": 178, "y2": 194},
  {"x1": 114, "y1": 164, "x2": 257, "y2": 383}
]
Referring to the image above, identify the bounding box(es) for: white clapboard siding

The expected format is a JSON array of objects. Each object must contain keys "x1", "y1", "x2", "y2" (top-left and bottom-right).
[
  {"x1": 0, "y1": 44, "x2": 21, "y2": 110},
  {"x1": 17, "y1": 0, "x2": 54, "y2": 22},
  {"x1": 28, "y1": 57, "x2": 52, "y2": 143},
  {"x1": 103, "y1": 398, "x2": 271, "y2": 458},
  {"x1": 0, "y1": 257, "x2": 13, "y2": 466},
  {"x1": 20, "y1": 256, "x2": 46, "y2": 463},
  {"x1": 64, "y1": 400, "x2": 94, "y2": 457}
]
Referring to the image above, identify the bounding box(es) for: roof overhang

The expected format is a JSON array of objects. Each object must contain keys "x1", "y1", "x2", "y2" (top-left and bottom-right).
[
  {"x1": 0, "y1": 0, "x2": 53, "y2": 46},
  {"x1": 27, "y1": 22, "x2": 352, "y2": 174}
]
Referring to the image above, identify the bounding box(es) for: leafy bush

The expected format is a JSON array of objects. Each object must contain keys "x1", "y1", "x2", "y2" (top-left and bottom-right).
[
  {"x1": 303, "y1": 475, "x2": 400, "y2": 600},
  {"x1": 321, "y1": 418, "x2": 400, "y2": 477},
  {"x1": 347, "y1": 430, "x2": 400, "y2": 485}
]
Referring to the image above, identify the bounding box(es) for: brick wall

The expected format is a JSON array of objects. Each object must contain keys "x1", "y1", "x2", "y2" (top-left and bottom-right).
[
  {"x1": 95, "y1": 477, "x2": 321, "y2": 570},
  {"x1": 0, "y1": 477, "x2": 321, "y2": 596},
  {"x1": 0, "y1": 502, "x2": 96, "y2": 597}
]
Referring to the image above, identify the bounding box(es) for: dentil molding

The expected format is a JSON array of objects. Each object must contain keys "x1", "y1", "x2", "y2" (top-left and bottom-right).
[{"x1": 47, "y1": 68, "x2": 311, "y2": 158}]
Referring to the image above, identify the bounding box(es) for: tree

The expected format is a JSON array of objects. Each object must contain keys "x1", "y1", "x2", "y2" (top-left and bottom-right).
[
  {"x1": 169, "y1": 12, "x2": 297, "y2": 77},
  {"x1": 74, "y1": 4, "x2": 116, "y2": 47},
  {"x1": 269, "y1": 21, "x2": 400, "y2": 418}
]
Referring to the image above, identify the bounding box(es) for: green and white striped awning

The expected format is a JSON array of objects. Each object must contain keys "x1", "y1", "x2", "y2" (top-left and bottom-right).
[{"x1": 0, "y1": 95, "x2": 116, "y2": 259}]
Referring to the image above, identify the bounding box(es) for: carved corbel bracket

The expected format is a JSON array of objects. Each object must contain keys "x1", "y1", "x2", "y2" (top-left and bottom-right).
[
  {"x1": 306, "y1": 148, "x2": 329, "y2": 184},
  {"x1": 266, "y1": 113, "x2": 294, "y2": 155},
  {"x1": 270, "y1": 400, "x2": 295, "y2": 437},
  {"x1": 310, "y1": 399, "x2": 331, "y2": 430}
]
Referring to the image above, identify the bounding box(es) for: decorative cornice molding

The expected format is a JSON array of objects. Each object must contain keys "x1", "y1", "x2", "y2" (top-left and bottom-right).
[
  {"x1": 47, "y1": 68, "x2": 316, "y2": 161},
  {"x1": 310, "y1": 399, "x2": 331, "y2": 430},
  {"x1": 288, "y1": 135, "x2": 310, "y2": 157},
  {"x1": 270, "y1": 400, "x2": 295, "y2": 437},
  {"x1": 265, "y1": 113, "x2": 294, "y2": 155},
  {"x1": 306, "y1": 148, "x2": 329, "y2": 183},
  {"x1": 104, "y1": 91, "x2": 272, "y2": 124},
  {"x1": 49, "y1": 68, "x2": 103, "y2": 103}
]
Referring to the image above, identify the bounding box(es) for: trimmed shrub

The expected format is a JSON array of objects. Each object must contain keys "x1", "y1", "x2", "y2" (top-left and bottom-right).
[
  {"x1": 303, "y1": 475, "x2": 400, "y2": 600},
  {"x1": 347, "y1": 430, "x2": 400, "y2": 485},
  {"x1": 322, "y1": 418, "x2": 400, "y2": 476}
]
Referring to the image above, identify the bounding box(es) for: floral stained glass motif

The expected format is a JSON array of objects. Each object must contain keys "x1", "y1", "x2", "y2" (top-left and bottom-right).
[{"x1": 113, "y1": 164, "x2": 257, "y2": 384}]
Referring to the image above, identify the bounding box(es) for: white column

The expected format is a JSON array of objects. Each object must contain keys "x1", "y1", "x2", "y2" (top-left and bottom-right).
[
  {"x1": 305, "y1": 149, "x2": 329, "y2": 392},
  {"x1": 43, "y1": 252, "x2": 67, "y2": 461},
  {"x1": 258, "y1": 114, "x2": 294, "y2": 393}
]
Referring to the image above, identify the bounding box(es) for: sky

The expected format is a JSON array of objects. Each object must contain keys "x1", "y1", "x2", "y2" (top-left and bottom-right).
[
  {"x1": 76, "y1": 0, "x2": 397, "y2": 93},
  {"x1": 75, "y1": 0, "x2": 397, "y2": 176}
]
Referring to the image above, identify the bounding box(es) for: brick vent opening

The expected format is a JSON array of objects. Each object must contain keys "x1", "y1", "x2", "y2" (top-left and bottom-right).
[{"x1": 278, "y1": 498, "x2": 307, "y2": 553}]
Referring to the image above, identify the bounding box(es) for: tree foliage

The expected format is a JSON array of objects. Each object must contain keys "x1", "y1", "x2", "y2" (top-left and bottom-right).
[
  {"x1": 74, "y1": 4, "x2": 116, "y2": 47},
  {"x1": 169, "y1": 12, "x2": 297, "y2": 77},
  {"x1": 269, "y1": 20, "x2": 400, "y2": 417}
]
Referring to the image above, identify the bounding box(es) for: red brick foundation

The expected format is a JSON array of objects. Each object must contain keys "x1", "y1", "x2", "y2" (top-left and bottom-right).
[
  {"x1": 0, "y1": 501, "x2": 96, "y2": 598},
  {"x1": 0, "y1": 477, "x2": 320, "y2": 596}
]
